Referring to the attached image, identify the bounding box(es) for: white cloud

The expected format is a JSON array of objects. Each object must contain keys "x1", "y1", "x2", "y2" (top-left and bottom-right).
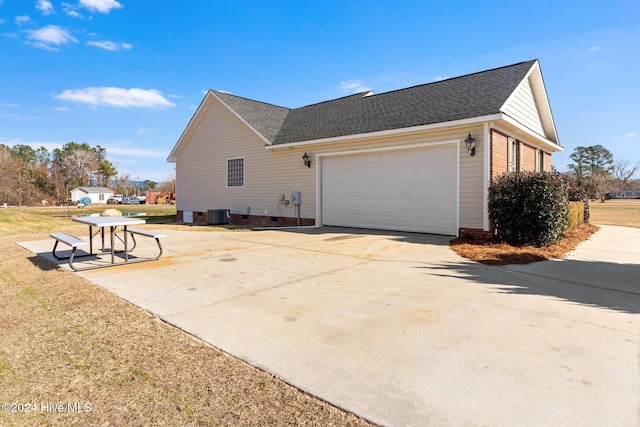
[
  {"x1": 340, "y1": 79, "x2": 373, "y2": 94},
  {"x1": 86, "y1": 40, "x2": 132, "y2": 51},
  {"x1": 0, "y1": 102, "x2": 19, "y2": 108},
  {"x1": 36, "y1": 0, "x2": 55, "y2": 15},
  {"x1": 589, "y1": 45, "x2": 606, "y2": 53},
  {"x1": 27, "y1": 25, "x2": 77, "y2": 50},
  {"x1": 622, "y1": 132, "x2": 637, "y2": 138},
  {"x1": 53, "y1": 106, "x2": 70, "y2": 111},
  {"x1": 434, "y1": 76, "x2": 449, "y2": 81},
  {"x1": 79, "y1": 0, "x2": 123, "y2": 13},
  {"x1": 15, "y1": 15, "x2": 31, "y2": 24},
  {"x1": 56, "y1": 87, "x2": 176, "y2": 109},
  {"x1": 62, "y1": 3, "x2": 83, "y2": 18}
]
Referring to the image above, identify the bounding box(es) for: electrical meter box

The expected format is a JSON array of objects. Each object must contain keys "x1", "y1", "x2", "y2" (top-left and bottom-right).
[{"x1": 291, "y1": 191, "x2": 301, "y2": 205}]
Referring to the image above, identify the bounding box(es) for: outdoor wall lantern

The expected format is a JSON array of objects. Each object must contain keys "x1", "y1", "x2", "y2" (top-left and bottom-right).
[
  {"x1": 302, "y1": 152, "x2": 311, "y2": 168},
  {"x1": 464, "y1": 133, "x2": 476, "y2": 156}
]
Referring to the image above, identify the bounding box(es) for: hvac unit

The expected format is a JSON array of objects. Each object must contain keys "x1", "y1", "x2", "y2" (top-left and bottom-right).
[{"x1": 207, "y1": 209, "x2": 230, "y2": 225}]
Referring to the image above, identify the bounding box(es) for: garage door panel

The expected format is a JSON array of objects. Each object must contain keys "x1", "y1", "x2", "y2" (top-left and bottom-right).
[{"x1": 322, "y1": 145, "x2": 458, "y2": 235}]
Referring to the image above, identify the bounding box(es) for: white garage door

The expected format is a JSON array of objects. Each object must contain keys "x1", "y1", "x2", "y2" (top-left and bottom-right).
[{"x1": 321, "y1": 145, "x2": 458, "y2": 235}]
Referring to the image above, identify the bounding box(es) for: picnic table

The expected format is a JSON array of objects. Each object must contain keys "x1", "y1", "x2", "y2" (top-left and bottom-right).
[
  {"x1": 73, "y1": 216, "x2": 146, "y2": 263},
  {"x1": 51, "y1": 216, "x2": 165, "y2": 270}
]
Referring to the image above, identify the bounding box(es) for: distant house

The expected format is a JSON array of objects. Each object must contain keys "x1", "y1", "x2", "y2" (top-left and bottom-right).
[
  {"x1": 70, "y1": 187, "x2": 114, "y2": 204},
  {"x1": 168, "y1": 59, "x2": 562, "y2": 237},
  {"x1": 608, "y1": 190, "x2": 640, "y2": 199}
]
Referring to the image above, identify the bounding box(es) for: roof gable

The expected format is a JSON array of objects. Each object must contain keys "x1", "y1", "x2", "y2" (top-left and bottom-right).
[{"x1": 500, "y1": 60, "x2": 558, "y2": 144}]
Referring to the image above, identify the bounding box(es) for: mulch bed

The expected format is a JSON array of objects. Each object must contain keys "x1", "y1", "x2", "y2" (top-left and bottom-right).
[{"x1": 450, "y1": 223, "x2": 600, "y2": 265}]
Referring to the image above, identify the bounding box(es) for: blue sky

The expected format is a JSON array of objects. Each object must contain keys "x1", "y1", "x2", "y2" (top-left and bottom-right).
[{"x1": 1, "y1": 0, "x2": 639, "y2": 182}]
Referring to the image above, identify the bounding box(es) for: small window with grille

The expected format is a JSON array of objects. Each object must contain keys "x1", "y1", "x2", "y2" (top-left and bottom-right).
[{"x1": 227, "y1": 158, "x2": 244, "y2": 187}]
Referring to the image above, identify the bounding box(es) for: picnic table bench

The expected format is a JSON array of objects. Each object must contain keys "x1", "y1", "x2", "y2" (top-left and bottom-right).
[
  {"x1": 50, "y1": 232, "x2": 89, "y2": 271},
  {"x1": 127, "y1": 228, "x2": 166, "y2": 260}
]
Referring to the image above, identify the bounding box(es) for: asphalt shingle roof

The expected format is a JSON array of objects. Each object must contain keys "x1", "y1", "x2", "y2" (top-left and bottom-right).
[{"x1": 214, "y1": 60, "x2": 537, "y2": 145}]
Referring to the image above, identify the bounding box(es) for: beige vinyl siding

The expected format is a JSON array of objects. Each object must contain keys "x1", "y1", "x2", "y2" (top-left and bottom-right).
[
  {"x1": 176, "y1": 95, "x2": 485, "y2": 230},
  {"x1": 176, "y1": 97, "x2": 317, "y2": 219},
  {"x1": 457, "y1": 126, "x2": 484, "y2": 229},
  {"x1": 502, "y1": 77, "x2": 545, "y2": 138}
]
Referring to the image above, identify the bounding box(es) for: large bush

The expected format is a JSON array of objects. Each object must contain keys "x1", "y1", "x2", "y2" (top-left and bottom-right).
[{"x1": 489, "y1": 172, "x2": 569, "y2": 247}]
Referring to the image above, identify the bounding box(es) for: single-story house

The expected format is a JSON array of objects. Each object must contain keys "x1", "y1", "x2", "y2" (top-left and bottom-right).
[
  {"x1": 70, "y1": 187, "x2": 114, "y2": 204},
  {"x1": 168, "y1": 59, "x2": 562, "y2": 236},
  {"x1": 607, "y1": 190, "x2": 640, "y2": 199}
]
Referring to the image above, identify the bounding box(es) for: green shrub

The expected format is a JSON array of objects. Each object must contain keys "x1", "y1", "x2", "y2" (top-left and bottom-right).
[
  {"x1": 489, "y1": 171, "x2": 569, "y2": 247},
  {"x1": 567, "y1": 202, "x2": 585, "y2": 229}
]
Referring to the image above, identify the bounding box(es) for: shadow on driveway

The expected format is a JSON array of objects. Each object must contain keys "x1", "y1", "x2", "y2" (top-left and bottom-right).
[{"x1": 423, "y1": 258, "x2": 640, "y2": 314}]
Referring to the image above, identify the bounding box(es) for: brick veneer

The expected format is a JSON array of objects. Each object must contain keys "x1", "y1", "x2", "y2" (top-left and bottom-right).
[
  {"x1": 177, "y1": 210, "x2": 314, "y2": 227},
  {"x1": 543, "y1": 152, "x2": 552, "y2": 171},
  {"x1": 490, "y1": 129, "x2": 509, "y2": 178}
]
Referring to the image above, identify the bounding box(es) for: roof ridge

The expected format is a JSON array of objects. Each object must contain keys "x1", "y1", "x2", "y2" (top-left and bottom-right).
[
  {"x1": 364, "y1": 59, "x2": 538, "y2": 99},
  {"x1": 294, "y1": 92, "x2": 372, "y2": 109}
]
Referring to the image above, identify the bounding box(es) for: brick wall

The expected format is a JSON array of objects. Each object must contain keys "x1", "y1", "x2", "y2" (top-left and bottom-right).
[
  {"x1": 229, "y1": 214, "x2": 314, "y2": 227},
  {"x1": 520, "y1": 143, "x2": 536, "y2": 171},
  {"x1": 490, "y1": 129, "x2": 509, "y2": 178},
  {"x1": 491, "y1": 128, "x2": 552, "y2": 175},
  {"x1": 544, "y1": 152, "x2": 552, "y2": 171},
  {"x1": 177, "y1": 210, "x2": 314, "y2": 227}
]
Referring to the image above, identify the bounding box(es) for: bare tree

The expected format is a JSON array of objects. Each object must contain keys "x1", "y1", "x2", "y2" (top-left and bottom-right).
[
  {"x1": 613, "y1": 159, "x2": 640, "y2": 190},
  {"x1": 0, "y1": 145, "x2": 18, "y2": 204},
  {"x1": 65, "y1": 149, "x2": 99, "y2": 187},
  {"x1": 589, "y1": 171, "x2": 616, "y2": 202}
]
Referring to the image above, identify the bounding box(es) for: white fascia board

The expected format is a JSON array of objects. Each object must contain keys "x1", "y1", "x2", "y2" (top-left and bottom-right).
[
  {"x1": 501, "y1": 114, "x2": 563, "y2": 152},
  {"x1": 265, "y1": 114, "x2": 503, "y2": 150}
]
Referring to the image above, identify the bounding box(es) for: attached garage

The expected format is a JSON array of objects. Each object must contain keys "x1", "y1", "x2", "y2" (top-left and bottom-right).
[
  {"x1": 320, "y1": 143, "x2": 459, "y2": 235},
  {"x1": 170, "y1": 60, "x2": 563, "y2": 237}
]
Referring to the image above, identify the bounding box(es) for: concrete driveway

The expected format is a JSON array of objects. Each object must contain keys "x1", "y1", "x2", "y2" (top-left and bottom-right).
[{"x1": 23, "y1": 225, "x2": 640, "y2": 426}]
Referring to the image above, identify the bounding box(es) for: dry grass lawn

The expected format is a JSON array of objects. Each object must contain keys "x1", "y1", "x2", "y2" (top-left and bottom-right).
[
  {"x1": 588, "y1": 198, "x2": 640, "y2": 228},
  {"x1": 0, "y1": 207, "x2": 374, "y2": 426}
]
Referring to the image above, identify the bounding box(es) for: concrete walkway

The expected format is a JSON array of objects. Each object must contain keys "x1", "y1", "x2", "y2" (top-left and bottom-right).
[{"x1": 21, "y1": 225, "x2": 640, "y2": 426}]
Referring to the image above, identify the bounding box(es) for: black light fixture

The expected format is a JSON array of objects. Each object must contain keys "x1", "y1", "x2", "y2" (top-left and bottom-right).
[
  {"x1": 464, "y1": 133, "x2": 476, "y2": 156},
  {"x1": 302, "y1": 152, "x2": 311, "y2": 168}
]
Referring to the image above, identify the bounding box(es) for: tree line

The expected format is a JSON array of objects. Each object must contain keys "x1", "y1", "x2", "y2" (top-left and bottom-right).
[
  {"x1": 567, "y1": 144, "x2": 640, "y2": 201},
  {"x1": 0, "y1": 142, "x2": 168, "y2": 206}
]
